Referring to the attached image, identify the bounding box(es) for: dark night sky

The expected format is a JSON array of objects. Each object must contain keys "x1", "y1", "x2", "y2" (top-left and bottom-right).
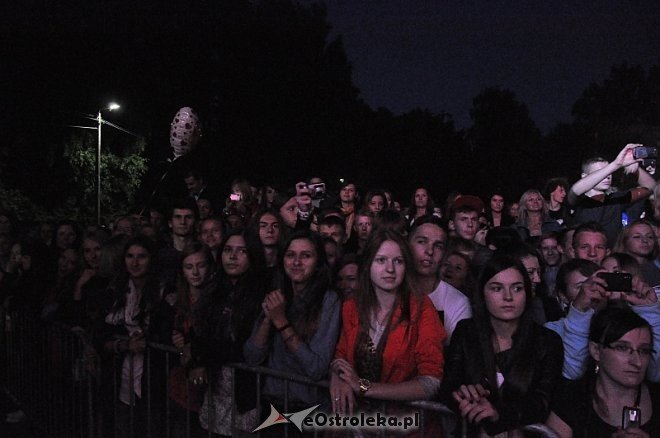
[{"x1": 322, "y1": 0, "x2": 660, "y2": 132}]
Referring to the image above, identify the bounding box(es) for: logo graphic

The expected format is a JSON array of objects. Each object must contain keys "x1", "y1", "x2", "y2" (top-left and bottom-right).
[{"x1": 253, "y1": 404, "x2": 320, "y2": 433}]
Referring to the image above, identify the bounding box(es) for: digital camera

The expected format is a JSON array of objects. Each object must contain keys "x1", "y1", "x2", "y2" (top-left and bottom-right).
[
  {"x1": 597, "y1": 272, "x2": 633, "y2": 293},
  {"x1": 308, "y1": 183, "x2": 326, "y2": 199},
  {"x1": 633, "y1": 146, "x2": 657, "y2": 159},
  {"x1": 634, "y1": 146, "x2": 657, "y2": 168}
]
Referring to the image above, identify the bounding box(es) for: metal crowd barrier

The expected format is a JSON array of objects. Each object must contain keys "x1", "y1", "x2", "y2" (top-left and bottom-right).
[
  {"x1": 3, "y1": 311, "x2": 96, "y2": 438},
  {"x1": 227, "y1": 362, "x2": 458, "y2": 438},
  {"x1": 2, "y1": 312, "x2": 557, "y2": 437}
]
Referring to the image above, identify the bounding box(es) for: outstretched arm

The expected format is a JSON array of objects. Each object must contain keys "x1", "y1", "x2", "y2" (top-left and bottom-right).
[{"x1": 568, "y1": 144, "x2": 641, "y2": 204}]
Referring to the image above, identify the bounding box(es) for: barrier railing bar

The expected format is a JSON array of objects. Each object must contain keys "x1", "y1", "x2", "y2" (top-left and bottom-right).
[
  {"x1": 230, "y1": 366, "x2": 236, "y2": 437},
  {"x1": 185, "y1": 370, "x2": 191, "y2": 438},
  {"x1": 5, "y1": 315, "x2": 469, "y2": 438},
  {"x1": 284, "y1": 378, "x2": 289, "y2": 438},
  {"x1": 129, "y1": 351, "x2": 135, "y2": 437},
  {"x1": 113, "y1": 354, "x2": 119, "y2": 438},
  {"x1": 146, "y1": 346, "x2": 152, "y2": 438},
  {"x1": 256, "y1": 371, "x2": 261, "y2": 438},
  {"x1": 164, "y1": 350, "x2": 171, "y2": 438},
  {"x1": 87, "y1": 365, "x2": 94, "y2": 438}
]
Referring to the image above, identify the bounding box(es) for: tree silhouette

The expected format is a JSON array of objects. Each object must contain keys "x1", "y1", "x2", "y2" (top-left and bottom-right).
[
  {"x1": 466, "y1": 88, "x2": 542, "y2": 197},
  {"x1": 547, "y1": 63, "x2": 660, "y2": 183}
]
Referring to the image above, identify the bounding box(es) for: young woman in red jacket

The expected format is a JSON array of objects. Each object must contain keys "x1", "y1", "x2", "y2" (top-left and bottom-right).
[{"x1": 329, "y1": 229, "x2": 446, "y2": 416}]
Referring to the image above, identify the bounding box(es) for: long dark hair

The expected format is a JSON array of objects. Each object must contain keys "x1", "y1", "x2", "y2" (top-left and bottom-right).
[
  {"x1": 107, "y1": 236, "x2": 161, "y2": 324},
  {"x1": 510, "y1": 244, "x2": 547, "y2": 296},
  {"x1": 356, "y1": 229, "x2": 419, "y2": 334},
  {"x1": 364, "y1": 189, "x2": 390, "y2": 212},
  {"x1": 249, "y1": 208, "x2": 285, "y2": 248},
  {"x1": 472, "y1": 255, "x2": 536, "y2": 400},
  {"x1": 212, "y1": 227, "x2": 268, "y2": 340},
  {"x1": 175, "y1": 242, "x2": 217, "y2": 335},
  {"x1": 408, "y1": 187, "x2": 434, "y2": 218},
  {"x1": 278, "y1": 230, "x2": 330, "y2": 342}
]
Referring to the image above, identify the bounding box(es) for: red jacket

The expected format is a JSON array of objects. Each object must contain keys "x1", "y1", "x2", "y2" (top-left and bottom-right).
[{"x1": 334, "y1": 294, "x2": 446, "y2": 383}]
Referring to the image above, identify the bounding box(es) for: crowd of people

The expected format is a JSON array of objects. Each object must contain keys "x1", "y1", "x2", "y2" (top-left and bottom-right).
[{"x1": 1, "y1": 143, "x2": 659, "y2": 437}]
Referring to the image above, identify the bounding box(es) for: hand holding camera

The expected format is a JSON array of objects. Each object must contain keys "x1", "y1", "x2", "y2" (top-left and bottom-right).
[
  {"x1": 574, "y1": 272, "x2": 610, "y2": 312},
  {"x1": 621, "y1": 276, "x2": 658, "y2": 306},
  {"x1": 591, "y1": 272, "x2": 656, "y2": 306},
  {"x1": 615, "y1": 143, "x2": 657, "y2": 175},
  {"x1": 633, "y1": 146, "x2": 657, "y2": 169},
  {"x1": 307, "y1": 182, "x2": 326, "y2": 200},
  {"x1": 295, "y1": 182, "x2": 312, "y2": 214}
]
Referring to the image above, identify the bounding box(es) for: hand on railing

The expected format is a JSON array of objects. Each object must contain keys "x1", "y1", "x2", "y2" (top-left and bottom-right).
[
  {"x1": 329, "y1": 367, "x2": 356, "y2": 415},
  {"x1": 172, "y1": 330, "x2": 192, "y2": 365},
  {"x1": 127, "y1": 331, "x2": 146, "y2": 353},
  {"x1": 188, "y1": 366, "x2": 207, "y2": 386}
]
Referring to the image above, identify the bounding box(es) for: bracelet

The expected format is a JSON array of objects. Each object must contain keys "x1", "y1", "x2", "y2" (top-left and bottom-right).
[{"x1": 277, "y1": 323, "x2": 292, "y2": 332}]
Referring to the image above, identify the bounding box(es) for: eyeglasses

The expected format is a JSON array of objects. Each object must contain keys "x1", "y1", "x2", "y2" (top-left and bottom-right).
[{"x1": 604, "y1": 343, "x2": 656, "y2": 357}]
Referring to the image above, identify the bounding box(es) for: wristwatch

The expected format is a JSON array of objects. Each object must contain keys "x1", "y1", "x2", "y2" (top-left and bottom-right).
[{"x1": 358, "y1": 378, "x2": 372, "y2": 395}]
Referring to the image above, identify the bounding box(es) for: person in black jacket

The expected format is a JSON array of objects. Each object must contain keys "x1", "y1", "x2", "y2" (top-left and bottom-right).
[
  {"x1": 198, "y1": 227, "x2": 269, "y2": 436},
  {"x1": 546, "y1": 305, "x2": 659, "y2": 437},
  {"x1": 439, "y1": 255, "x2": 564, "y2": 436}
]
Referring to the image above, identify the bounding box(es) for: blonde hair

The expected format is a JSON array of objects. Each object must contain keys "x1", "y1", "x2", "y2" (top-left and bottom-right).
[
  {"x1": 613, "y1": 220, "x2": 658, "y2": 261},
  {"x1": 516, "y1": 189, "x2": 548, "y2": 226}
]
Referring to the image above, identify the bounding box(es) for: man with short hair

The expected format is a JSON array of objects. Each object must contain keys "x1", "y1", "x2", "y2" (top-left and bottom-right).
[
  {"x1": 318, "y1": 215, "x2": 346, "y2": 245},
  {"x1": 539, "y1": 232, "x2": 562, "y2": 295},
  {"x1": 568, "y1": 143, "x2": 655, "y2": 247},
  {"x1": 572, "y1": 222, "x2": 610, "y2": 266},
  {"x1": 448, "y1": 195, "x2": 486, "y2": 242},
  {"x1": 169, "y1": 203, "x2": 197, "y2": 251},
  {"x1": 337, "y1": 181, "x2": 358, "y2": 240},
  {"x1": 345, "y1": 210, "x2": 372, "y2": 255},
  {"x1": 257, "y1": 212, "x2": 281, "y2": 268},
  {"x1": 448, "y1": 206, "x2": 479, "y2": 242},
  {"x1": 183, "y1": 169, "x2": 208, "y2": 200},
  {"x1": 158, "y1": 199, "x2": 199, "y2": 290},
  {"x1": 408, "y1": 217, "x2": 471, "y2": 343},
  {"x1": 448, "y1": 199, "x2": 491, "y2": 268}
]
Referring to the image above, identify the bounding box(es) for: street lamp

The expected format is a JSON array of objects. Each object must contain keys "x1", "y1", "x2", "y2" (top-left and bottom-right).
[
  {"x1": 96, "y1": 103, "x2": 120, "y2": 224},
  {"x1": 66, "y1": 103, "x2": 140, "y2": 224}
]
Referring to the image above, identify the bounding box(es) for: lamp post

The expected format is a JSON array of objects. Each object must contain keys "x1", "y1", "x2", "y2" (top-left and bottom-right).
[
  {"x1": 67, "y1": 103, "x2": 141, "y2": 224},
  {"x1": 96, "y1": 103, "x2": 120, "y2": 224}
]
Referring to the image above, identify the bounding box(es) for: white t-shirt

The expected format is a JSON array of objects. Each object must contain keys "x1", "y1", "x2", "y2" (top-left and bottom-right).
[{"x1": 427, "y1": 280, "x2": 472, "y2": 344}]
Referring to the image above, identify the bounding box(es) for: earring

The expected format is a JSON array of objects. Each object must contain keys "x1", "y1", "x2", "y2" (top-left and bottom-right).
[{"x1": 594, "y1": 363, "x2": 600, "y2": 375}]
